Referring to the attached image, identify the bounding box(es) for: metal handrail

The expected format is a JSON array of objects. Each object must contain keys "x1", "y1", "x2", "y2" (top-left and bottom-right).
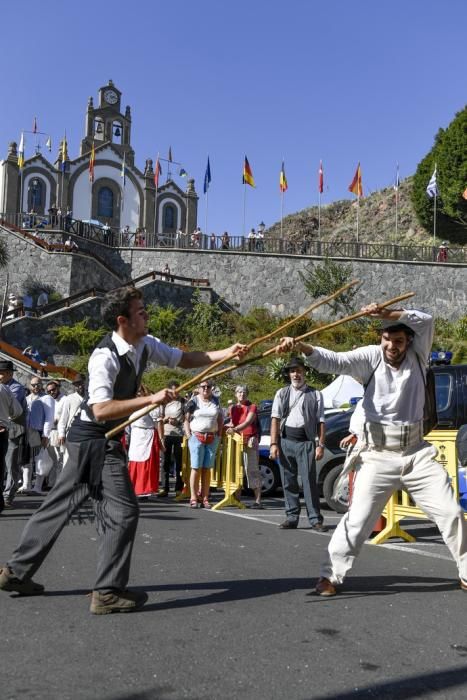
[{"x1": 1, "y1": 212, "x2": 466, "y2": 264}]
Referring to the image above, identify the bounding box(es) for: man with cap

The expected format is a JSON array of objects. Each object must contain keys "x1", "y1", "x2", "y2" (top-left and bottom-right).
[
  {"x1": 278, "y1": 303, "x2": 467, "y2": 596},
  {"x1": 0, "y1": 361, "x2": 27, "y2": 508},
  {"x1": 57, "y1": 374, "x2": 86, "y2": 464},
  {"x1": 270, "y1": 356, "x2": 327, "y2": 531}
]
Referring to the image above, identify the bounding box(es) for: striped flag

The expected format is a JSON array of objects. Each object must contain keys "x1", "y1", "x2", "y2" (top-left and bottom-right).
[
  {"x1": 242, "y1": 156, "x2": 255, "y2": 187},
  {"x1": 154, "y1": 156, "x2": 162, "y2": 188},
  {"x1": 426, "y1": 167, "x2": 438, "y2": 198},
  {"x1": 279, "y1": 161, "x2": 288, "y2": 193},
  {"x1": 318, "y1": 160, "x2": 324, "y2": 194},
  {"x1": 89, "y1": 142, "x2": 95, "y2": 183},
  {"x1": 203, "y1": 157, "x2": 211, "y2": 194},
  {"x1": 61, "y1": 135, "x2": 69, "y2": 172},
  {"x1": 348, "y1": 163, "x2": 363, "y2": 197},
  {"x1": 17, "y1": 132, "x2": 24, "y2": 169}
]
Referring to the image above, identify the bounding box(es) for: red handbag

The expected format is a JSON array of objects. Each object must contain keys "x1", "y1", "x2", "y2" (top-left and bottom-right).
[{"x1": 194, "y1": 432, "x2": 216, "y2": 445}]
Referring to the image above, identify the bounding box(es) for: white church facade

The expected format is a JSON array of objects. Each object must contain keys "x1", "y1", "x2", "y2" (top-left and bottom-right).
[{"x1": 0, "y1": 80, "x2": 198, "y2": 234}]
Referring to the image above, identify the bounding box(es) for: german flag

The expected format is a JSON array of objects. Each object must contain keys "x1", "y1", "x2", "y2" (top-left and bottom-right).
[
  {"x1": 242, "y1": 156, "x2": 255, "y2": 187},
  {"x1": 279, "y1": 161, "x2": 288, "y2": 193},
  {"x1": 348, "y1": 163, "x2": 363, "y2": 197},
  {"x1": 89, "y1": 142, "x2": 95, "y2": 183}
]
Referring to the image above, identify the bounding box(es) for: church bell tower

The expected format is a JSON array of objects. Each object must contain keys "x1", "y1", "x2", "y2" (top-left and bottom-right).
[{"x1": 80, "y1": 80, "x2": 135, "y2": 166}]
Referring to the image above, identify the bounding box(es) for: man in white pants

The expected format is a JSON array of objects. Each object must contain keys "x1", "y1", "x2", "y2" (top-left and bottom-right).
[{"x1": 278, "y1": 303, "x2": 467, "y2": 596}]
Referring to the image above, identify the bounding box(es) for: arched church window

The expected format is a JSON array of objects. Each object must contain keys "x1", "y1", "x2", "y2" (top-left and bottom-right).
[
  {"x1": 28, "y1": 177, "x2": 45, "y2": 214},
  {"x1": 97, "y1": 187, "x2": 114, "y2": 218},
  {"x1": 163, "y1": 204, "x2": 176, "y2": 231}
]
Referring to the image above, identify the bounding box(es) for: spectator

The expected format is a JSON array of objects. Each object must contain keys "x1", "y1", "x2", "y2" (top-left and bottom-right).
[
  {"x1": 162, "y1": 263, "x2": 171, "y2": 281},
  {"x1": 436, "y1": 242, "x2": 448, "y2": 262},
  {"x1": 44, "y1": 380, "x2": 66, "y2": 487},
  {"x1": 0, "y1": 360, "x2": 27, "y2": 509},
  {"x1": 221, "y1": 231, "x2": 230, "y2": 250},
  {"x1": 22, "y1": 346, "x2": 45, "y2": 365},
  {"x1": 270, "y1": 356, "x2": 327, "y2": 531},
  {"x1": 22, "y1": 293, "x2": 33, "y2": 317},
  {"x1": 0, "y1": 380, "x2": 23, "y2": 514},
  {"x1": 210, "y1": 233, "x2": 217, "y2": 250},
  {"x1": 127, "y1": 395, "x2": 162, "y2": 500},
  {"x1": 226, "y1": 385, "x2": 263, "y2": 508},
  {"x1": 36, "y1": 289, "x2": 49, "y2": 308},
  {"x1": 248, "y1": 228, "x2": 256, "y2": 252},
  {"x1": 18, "y1": 378, "x2": 54, "y2": 494},
  {"x1": 5, "y1": 294, "x2": 22, "y2": 320},
  {"x1": 64, "y1": 236, "x2": 78, "y2": 251},
  {"x1": 57, "y1": 374, "x2": 86, "y2": 465},
  {"x1": 157, "y1": 380, "x2": 185, "y2": 497},
  {"x1": 184, "y1": 380, "x2": 223, "y2": 509}
]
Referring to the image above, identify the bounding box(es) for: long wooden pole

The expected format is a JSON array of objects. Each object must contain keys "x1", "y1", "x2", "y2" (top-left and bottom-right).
[
  {"x1": 105, "y1": 281, "x2": 360, "y2": 438},
  {"x1": 202, "y1": 291, "x2": 415, "y2": 383}
]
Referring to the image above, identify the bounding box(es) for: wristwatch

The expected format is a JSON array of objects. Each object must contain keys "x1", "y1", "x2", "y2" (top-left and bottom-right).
[{"x1": 317, "y1": 442, "x2": 325, "y2": 448}]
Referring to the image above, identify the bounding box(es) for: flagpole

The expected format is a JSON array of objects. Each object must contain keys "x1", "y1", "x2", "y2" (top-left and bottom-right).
[
  {"x1": 280, "y1": 190, "x2": 283, "y2": 240},
  {"x1": 356, "y1": 195, "x2": 359, "y2": 243},
  {"x1": 243, "y1": 183, "x2": 246, "y2": 237},
  {"x1": 433, "y1": 192, "x2": 437, "y2": 246},
  {"x1": 205, "y1": 190, "x2": 209, "y2": 236},
  {"x1": 318, "y1": 191, "x2": 321, "y2": 238},
  {"x1": 395, "y1": 187, "x2": 399, "y2": 242},
  {"x1": 153, "y1": 153, "x2": 159, "y2": 238}
]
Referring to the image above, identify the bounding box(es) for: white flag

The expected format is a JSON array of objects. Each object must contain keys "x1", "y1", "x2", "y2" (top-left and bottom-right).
[{"x1": 426, "y1": 168, "x2": 438, "y2": 198}]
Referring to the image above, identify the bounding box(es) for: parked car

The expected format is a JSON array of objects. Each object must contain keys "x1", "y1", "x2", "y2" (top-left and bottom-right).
[{"x1": 256, "y1": 363, "x2": 467, "y2": 510}]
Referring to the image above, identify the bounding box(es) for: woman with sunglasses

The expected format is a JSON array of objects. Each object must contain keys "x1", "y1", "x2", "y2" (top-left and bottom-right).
[{"x1": 184, "y1": 381, "x2": 223, "y2": 508}]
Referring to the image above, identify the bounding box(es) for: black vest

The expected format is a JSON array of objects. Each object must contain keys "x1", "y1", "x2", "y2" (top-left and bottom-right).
[{"x1": 69, "y1": 333, "x2": 149, "y2": 439}]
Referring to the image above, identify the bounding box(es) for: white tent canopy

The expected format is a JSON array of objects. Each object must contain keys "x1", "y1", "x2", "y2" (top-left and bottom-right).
[{"x1": 321, "y1": 375, "x2": 363, "y2": 409}]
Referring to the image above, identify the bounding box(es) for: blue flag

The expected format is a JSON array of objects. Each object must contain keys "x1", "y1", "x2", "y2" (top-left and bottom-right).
[
  {"x1": 203, "y1": 157, "x2": 211, "y2": 194},
  {"x1": 426, "y1": 168, "x2": 438, "y2": 198}
]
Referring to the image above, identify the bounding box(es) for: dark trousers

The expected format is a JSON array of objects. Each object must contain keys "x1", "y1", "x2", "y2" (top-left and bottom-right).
[
  {"x1": 161, "y1": 435, "x2": 183, "y2": 491},
  {"x1": 279, "y1": 438, "x2": 322, "y2": 525},
  {"x1": 0, "y1": 431, "x2": 9, "y2": 512},
  {"x1": 2, "y1": 435, "x2": 24, "y2": 504},
  {"x1": 8, "y1": 440, "x2": 139, "y2": 591}
]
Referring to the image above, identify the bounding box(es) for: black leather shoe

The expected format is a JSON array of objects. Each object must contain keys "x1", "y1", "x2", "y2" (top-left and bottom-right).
[
  {"x1": 279, "y1": 520, "x2": 298, "y2": 529},
  {"x1": 310, "y1": 522, "x2": 328, "y2": 532}
]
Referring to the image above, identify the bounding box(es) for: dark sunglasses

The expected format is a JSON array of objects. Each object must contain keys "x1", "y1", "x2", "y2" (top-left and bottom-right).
[{"x1": 199, "y1": 385, "x2": 212, "y2": 390}]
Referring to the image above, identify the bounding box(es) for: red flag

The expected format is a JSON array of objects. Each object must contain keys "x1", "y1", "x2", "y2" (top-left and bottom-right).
[
  {"x1": 318, "y1": 160, "x2": 324, "y2": 194},
  {"x1": 154, "y1": 157, "x2": 162, "y2": 187},
  {"x1": 348, "y1": 163, "x2": 363, "y2": 197},
  {"x1": 89, "y1": 143, "x2": 95, "y2": 183},
  {"x1": 32, "y1": 117, "x2": 38, "y2": 134}
]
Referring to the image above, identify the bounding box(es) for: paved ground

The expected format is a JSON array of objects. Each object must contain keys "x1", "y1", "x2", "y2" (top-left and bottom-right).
[{"x1": 1, "y1": 492, "x2": 467, "y2": 700}]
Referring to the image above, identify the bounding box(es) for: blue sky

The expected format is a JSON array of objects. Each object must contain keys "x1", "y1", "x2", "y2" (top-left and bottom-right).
[{"x1": 1, "y1": 0, "x2": 466, "y2": 234}]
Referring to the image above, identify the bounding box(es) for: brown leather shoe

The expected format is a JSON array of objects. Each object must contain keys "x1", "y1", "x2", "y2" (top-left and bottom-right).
[
  {"x1": 310, "y1": 522, "x2": 328, "y2": 532},
  {"x1": 279, "y1": 520, "x2": 298, "y2": 529},
  {"x1": 460, "y1": 579, "x2": 467, "y2": 591},
  {"x1": 315, "y1": 577, "x2": 337, "y2": 597}
]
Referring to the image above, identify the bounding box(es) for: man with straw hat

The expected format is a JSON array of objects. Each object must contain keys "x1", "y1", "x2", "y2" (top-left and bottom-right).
[
  {"x1": 0, "y1": 285, "x2": 247, "y2": 614},
  {"x1": 278, "y1": 303, "x2": 467, "y2": 596}
]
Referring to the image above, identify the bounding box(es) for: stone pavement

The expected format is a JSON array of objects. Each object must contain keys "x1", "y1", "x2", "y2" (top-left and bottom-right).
[{"x1": 1, "y1": 493, "x2": 467, "y2": 700}]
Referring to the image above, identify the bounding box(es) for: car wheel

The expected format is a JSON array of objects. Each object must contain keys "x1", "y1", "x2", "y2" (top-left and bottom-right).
[
  {"x1": 322, "y1": 463, "x2": 349, "y2": 513},
  {"x1": 259, "y1": 458, "x2": 280, "y2": 497}
]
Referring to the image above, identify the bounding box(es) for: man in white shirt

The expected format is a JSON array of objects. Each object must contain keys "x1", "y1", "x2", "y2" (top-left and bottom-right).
[
  {"x1": 278, "y1": 304, "x2": 467, "y2": 596},
  {"x1": 0, "y1": 285, "x2": 248, "y2": 613},
  {"x1": 270, "y1": 357, "x2": 326, "y2": 531},
  {"x1": 57, "y1": 374, "x2": 86, "y2": 451}
]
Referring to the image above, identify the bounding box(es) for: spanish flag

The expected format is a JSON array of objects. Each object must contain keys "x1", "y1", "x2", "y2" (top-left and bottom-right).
[
  {"x1": 279, "y1": 161, "x2": 288, "y2": 193},
  {"x1": 242, "y1": 156, "x2": 255, "y2": 187},
  {"x1": 348, "y1": 163, "x2": 363, "y2": 197},
  {"x1": 89, "y1": 142, "x2": 95, "y2": 183}
]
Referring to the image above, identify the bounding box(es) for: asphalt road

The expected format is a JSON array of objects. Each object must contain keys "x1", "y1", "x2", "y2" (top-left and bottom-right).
[{"x1": 1, "y1": 493, "x2": 467, "y2": 700}]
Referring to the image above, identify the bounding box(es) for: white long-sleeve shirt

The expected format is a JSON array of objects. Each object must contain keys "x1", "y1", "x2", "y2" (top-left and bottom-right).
[
  {"x1": 57, "y1": 392, "x2": 84, "y2": 438},
  {"x1": 305, "y1": 310, "x2": 433, "y2": 426}
]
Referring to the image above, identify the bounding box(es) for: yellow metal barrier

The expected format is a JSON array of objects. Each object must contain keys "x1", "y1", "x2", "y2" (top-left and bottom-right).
[
  {"x1": 176, "y1": 433, "x2": 246, "y2": 510},
  {"x1": 371, "y1": 430, "x2": 463, "y2": 544}
]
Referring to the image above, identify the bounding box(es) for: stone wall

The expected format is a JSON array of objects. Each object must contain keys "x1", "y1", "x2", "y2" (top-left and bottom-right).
[{"x1": 123, "y1": 249, "x2": 467, "y2": 319}]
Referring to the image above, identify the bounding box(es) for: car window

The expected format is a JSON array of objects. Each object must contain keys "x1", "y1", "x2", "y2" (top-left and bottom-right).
[
  {"x1": 435, "y1": 373, "x2": 453, "y2": 413},
  {"x1": 258, "y1": 412, "x2": 271, "y2": 435}
]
